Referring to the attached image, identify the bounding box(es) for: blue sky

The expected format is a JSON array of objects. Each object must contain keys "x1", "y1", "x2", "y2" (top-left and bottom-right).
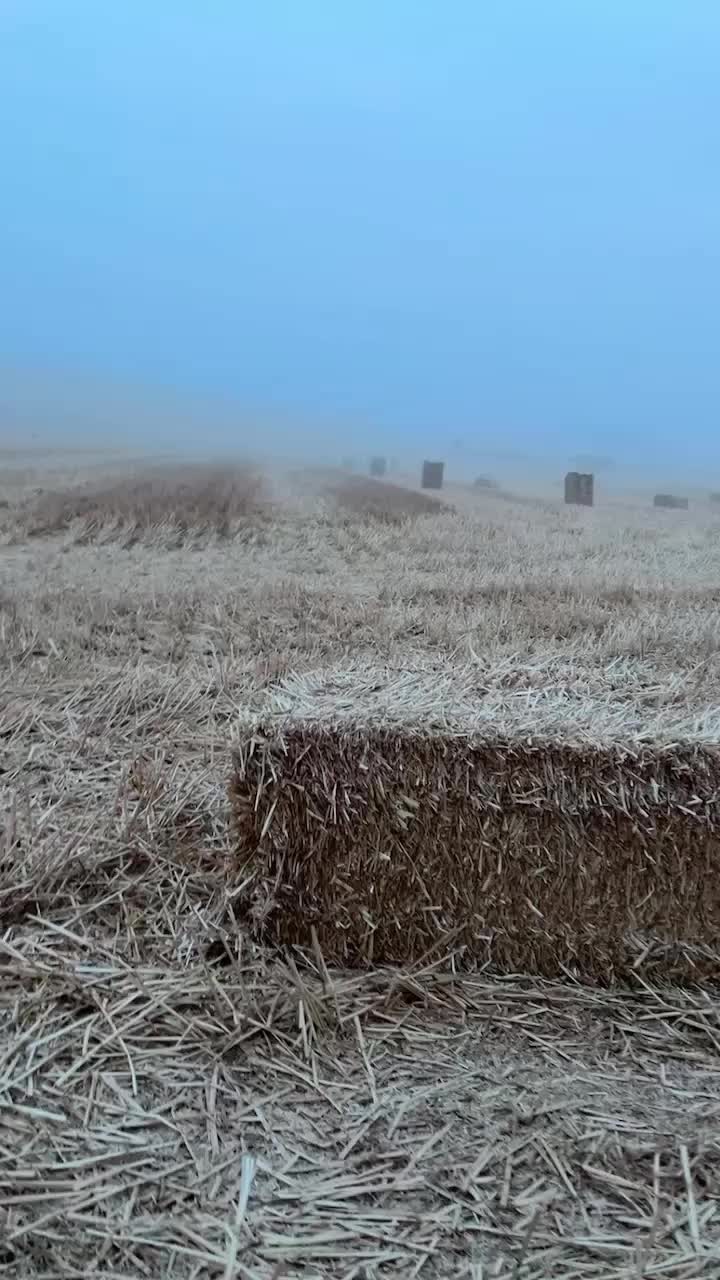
[{"x1": 2, "y1": 2, "x2": 720, "y2": 462}]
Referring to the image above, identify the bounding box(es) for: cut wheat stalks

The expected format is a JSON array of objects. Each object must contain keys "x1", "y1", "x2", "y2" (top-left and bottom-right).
[{"x1": 4, "y1": 455, "x2": 720, "y2": 1275}]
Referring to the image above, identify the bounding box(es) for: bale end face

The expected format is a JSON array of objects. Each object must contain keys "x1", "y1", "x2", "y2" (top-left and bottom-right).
[
  {"x1": 564, "y1": 471, "x2": 594, "y2": 506},
  {"x1": 421, "y1": 460, "x2": 445, "y2": 490},
  {"x1": 230, "y1": 728, "x2": 720, "y2": 983},
  {"x1": 654, "y1": 494, "x2": 689, "y2": 509}
]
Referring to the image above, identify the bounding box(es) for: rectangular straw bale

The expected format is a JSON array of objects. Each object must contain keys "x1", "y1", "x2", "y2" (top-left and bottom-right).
[
  {"x1": 230, "y1": 728, "x2": 720, "y2": 982},
  {"x1": 421, "y1": 460, "x2": 445, "y2": 489},
  {"x1": 654, "y1": 493, "x2": 689, "y2": 509},
  {"x1": 564, "y1": 471, "x2": 594, "y2": 506}
]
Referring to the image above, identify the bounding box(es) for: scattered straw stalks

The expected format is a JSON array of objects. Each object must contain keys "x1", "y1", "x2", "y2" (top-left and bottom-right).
[{"x1": 4, "y1": 902, "x2": 720, "y2": 1276}]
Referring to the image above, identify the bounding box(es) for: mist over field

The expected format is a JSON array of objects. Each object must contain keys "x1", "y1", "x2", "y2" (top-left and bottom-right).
[
  {"x1": 3, "y1": 3, "x2": 720, "y2": 480},
  {"x1": 2, "y1": 364, "x2": 719, "y2": 501}
]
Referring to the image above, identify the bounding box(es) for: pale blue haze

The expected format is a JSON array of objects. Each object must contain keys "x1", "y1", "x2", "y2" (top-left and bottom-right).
[{"x1": 2, "y1": 2, "x2": 720, "y2": 463}]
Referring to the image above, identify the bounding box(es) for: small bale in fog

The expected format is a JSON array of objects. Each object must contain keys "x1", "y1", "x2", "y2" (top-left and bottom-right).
[
  {"x1": 421, "y1": 460, "x2": 445, "y2": 490},
  {"x1": 654, "y1": 494, "x2": 689, "y2": 510},
  {"x1": 369, "y1": 456, "x2": 387, "y2": 478},
  {"x1": 564, "y1": 471, "x2": 594, "y2": 507},
  {"x1": 709, "y1": 492, "x2": 720, "y2": 504},
  {"x1": 473, "y1": 474, "x2": 497, "y2": 490}
]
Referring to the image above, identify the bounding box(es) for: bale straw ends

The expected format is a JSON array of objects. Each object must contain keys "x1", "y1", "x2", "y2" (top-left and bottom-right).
[{"x1": 230, "y1": 726, "x2": 720, "y2": 983}]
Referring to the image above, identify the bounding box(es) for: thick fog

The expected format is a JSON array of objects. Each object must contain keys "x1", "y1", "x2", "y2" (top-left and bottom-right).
[{"x1": 2, "y1": 3, "x2": 720, "y2": 480}]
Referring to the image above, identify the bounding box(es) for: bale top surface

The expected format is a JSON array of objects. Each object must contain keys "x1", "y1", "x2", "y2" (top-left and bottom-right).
[{"x1": 236, "y1": 662, "x2": 720, "y2": 747}]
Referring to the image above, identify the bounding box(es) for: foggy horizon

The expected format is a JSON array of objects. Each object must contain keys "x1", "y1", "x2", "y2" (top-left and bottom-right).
[{"x1": 3, "y1": 3, "x2": 720, "y2": 470}]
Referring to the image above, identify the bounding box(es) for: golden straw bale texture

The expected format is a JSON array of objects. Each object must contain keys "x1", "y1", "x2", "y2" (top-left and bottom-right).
[{"x1": 230, "y1": 727, "x2": 720, "y2": 981}]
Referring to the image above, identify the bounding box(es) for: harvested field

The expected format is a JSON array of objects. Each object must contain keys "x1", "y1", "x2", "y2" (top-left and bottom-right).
[{"x1": 4, "y1": 454, "x2": 720, "y2": 1275}]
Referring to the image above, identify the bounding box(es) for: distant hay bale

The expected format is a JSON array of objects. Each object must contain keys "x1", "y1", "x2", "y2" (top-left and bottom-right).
[
  {"x1": 564, "y1": 471, "x2": 594, "y2": 506},
  {"x1": 421, "y1": 460, "x2": 444, "y2": 490},
  {"x1": 654, "y1": 494, "x2": 689, "y2": 510},
  {"x1": 473, "y1": 474, "x2": 497, "y2": 490},
  {"x1": 369, "y1": 456, "x2": 387, "y2": 478},
  {"x1": 710, "y1": 492, "x2": 720, "y2": 504},
  {"x1": 230, "y1": 727, "x2": 720, "y2": 983}
]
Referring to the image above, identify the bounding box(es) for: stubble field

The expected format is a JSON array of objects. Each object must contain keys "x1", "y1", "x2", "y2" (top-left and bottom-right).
[{"x1": 3, "y1": 454, "x2": 720, "y2": 1277}]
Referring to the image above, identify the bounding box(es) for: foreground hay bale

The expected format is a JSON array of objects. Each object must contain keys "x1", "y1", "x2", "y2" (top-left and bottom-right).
[{"x1": 231, "y1": 727, "x2": 720, "y2": 982}]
